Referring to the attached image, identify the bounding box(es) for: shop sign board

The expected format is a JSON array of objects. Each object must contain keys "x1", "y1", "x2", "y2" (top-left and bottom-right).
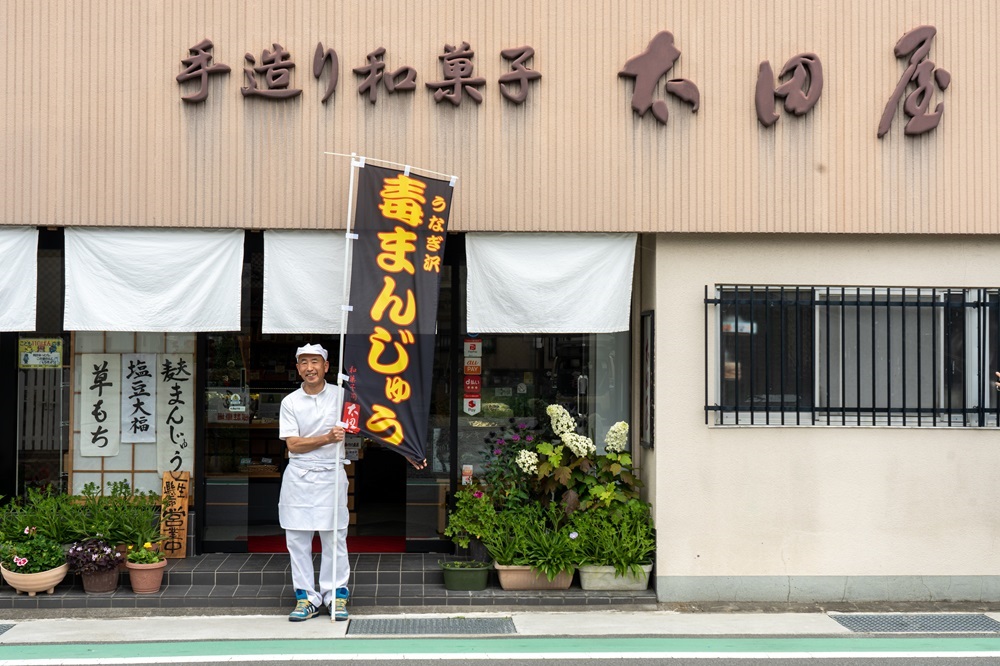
[
  {"x1": 18, "y1": 338, "x2": 62, "y2": 369},
  {"x1": 121, "y1": 353, "x2": 156, "y2": 443},
  {"x1": 463, "y1": 375, "x2": 481, "y2": 397},
  {"x1": 157, "y1": 354, "x2": 194, "y2": 474},
  {"x1": 463, "y1": 358, "x2": 482, "y2": 375},
  {"x1": 161, "y1": 471, "x2": 189, "y2": 559},
  {"x1": 177, "y1": 25, "x2": 948, "y2": 140},
  {"x1": 463, "y1": 398, "x2": 481, "y2": 416},
  {"x1": 463, "y1": 338, "x2": 482, "y2": 357},
  {"x1": 80, "y1": 353, "x2": 122, "y2": 457}
]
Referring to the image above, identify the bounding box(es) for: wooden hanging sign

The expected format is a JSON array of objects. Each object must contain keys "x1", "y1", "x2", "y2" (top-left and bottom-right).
[{"x1": 160, "y1": 471, "x2": 190, "y2": 559}]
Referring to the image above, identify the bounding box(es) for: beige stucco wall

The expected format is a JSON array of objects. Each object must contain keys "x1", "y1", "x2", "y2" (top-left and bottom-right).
[
  {"x1": 655, "y1": 234, "x2": 1000, "y2": 580},
  {"x1": 2, "y1": 0, "x2": 997, "y2": 233}
]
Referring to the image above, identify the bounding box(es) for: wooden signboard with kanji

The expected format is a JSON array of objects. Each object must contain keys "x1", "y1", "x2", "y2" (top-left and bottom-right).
[{"x1": 160, "y1": 471, "x2": 190, "y2": 558}]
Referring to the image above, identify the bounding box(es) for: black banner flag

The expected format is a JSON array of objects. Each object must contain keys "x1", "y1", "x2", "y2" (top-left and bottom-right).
[{"x1": 341, "y1": 165, "x2": 453, "y2": 464}]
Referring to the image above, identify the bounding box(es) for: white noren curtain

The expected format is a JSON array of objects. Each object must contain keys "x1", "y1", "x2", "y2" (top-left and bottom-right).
[
  {"x1": 64, "y1": 228, "x2": 244, "y2": 331},
  {"x1": 466, "y1": 232, "x2": 636, "y2": 333},
  {"x1": 262, "y1": 230, "x2": 348, "y2": 334},
  {"x1": 0, "y1": 227, "x2": 38, "y2": 331}
]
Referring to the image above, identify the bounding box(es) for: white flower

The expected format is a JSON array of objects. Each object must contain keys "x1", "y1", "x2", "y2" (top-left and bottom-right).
[
  {"x1": 604, "y1": 421, "x2": 630, "y2": 453},
  {"x1": 561, "y1": 432, "x2": 595, "y2": 457},
  {"x1": 515, "y1": 449, "x2": 539, "y2": 474},
  {"x1": 546, "y1": 404, "x2": 576, "y2": 436}
]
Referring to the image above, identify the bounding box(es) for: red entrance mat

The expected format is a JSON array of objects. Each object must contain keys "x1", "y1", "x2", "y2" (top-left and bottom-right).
[{"x1": 246, "y1": 534, "x2": 405, "y2": 553}]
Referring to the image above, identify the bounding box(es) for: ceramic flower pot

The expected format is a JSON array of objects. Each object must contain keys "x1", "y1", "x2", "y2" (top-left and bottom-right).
[
  {"x1": 126, "y1": 559, "x2": 167, "y2": 594},
  {"x1": 0, "y1": 563, "x2": 69, "y2": 596},
  {"x1": 578, "y1": 564, "x2": 652, "y2": 591},
  {"x1": 440, "y1": 561, "x2": 492, "y2": 591},
  {"x1": 81, "y1": 569, "x2": 119, "y2": 594},
  {"x1": 494, "y1": 564, "x2": 573, "y2": 590}
]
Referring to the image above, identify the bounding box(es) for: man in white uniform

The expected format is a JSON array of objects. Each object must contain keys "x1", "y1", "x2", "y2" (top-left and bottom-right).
[{"x1": 279, "y1": 343, "x2": 350, "y2": 622}]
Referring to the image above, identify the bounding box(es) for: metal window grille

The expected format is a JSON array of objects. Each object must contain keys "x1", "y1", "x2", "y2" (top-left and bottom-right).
[{"x1": 704, "y1": 286, "x2": 1000, "y2": 426}]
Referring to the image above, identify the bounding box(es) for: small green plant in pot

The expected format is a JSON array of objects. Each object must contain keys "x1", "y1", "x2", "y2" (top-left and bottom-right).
[
  {"x1": 572, "y1": 500, "x2": 655, "y2": 590},
  {"x1": 438, "y1": 559, "x2": 493, "y2": 591},
  {"x1": 443, "y1": 486, "x2": 496, "y2": 550}
]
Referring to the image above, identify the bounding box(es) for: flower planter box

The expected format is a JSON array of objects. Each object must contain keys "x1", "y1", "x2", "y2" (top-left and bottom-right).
[
  {"x1": 0, "y1": 563, "x2": 69, "y2": 596},
  {"x1": 494, "y1": 564, "x2": 573, "y2": 590},
  {"x1": 578, "y1": 564, "x2": 652, "y2": 591},
  {"x1": 440, "y1": 561, "x2": 492, "y2": 591}
]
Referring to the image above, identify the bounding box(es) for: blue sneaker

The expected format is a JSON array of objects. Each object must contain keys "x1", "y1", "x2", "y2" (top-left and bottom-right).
[
  {"x1": 288, "y1": 589, "x2": 319, "y2": 622},
  {"x1": 333, "y1": 586, "x2": 349, "y2": 621}
]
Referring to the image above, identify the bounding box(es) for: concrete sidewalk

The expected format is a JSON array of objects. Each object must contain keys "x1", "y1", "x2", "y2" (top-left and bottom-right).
[{"x1": 0, "y1": 609, "x2": 953, "y2": 644}]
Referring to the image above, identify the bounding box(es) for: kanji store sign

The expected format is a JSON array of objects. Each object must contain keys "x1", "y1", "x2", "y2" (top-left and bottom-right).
[
  {"x1": 177, "y1": 39, "x2": 541, "y2": 107},
  {"x1": 178, "y1": 25, "x2": 949, "y2": 139}
]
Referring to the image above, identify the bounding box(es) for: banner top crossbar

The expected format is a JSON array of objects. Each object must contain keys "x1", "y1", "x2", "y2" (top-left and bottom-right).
[{"x1": 324, "y1": 151, "x2": 458, "y2": 183}]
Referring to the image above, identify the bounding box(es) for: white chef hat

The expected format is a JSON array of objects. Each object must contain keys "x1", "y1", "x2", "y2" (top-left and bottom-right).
[{"x1": 295, "y1": 343, "x2": 328, "y2": 361}]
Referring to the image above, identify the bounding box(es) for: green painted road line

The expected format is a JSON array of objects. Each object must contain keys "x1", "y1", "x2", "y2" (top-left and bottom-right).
[{"x1": 2, "y1": 636, "x2": 1000, "y2": 661}]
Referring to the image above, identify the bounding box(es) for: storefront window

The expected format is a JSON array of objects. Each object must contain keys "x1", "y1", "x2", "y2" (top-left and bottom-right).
[{"x1": 456, "y1": 332, "x2": 631, "y2": 479}]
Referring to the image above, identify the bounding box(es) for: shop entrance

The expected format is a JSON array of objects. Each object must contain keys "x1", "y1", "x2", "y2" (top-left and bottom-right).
[
  {"x1": 197, "y1": 232, "x2": 439, "y2": 555},
  {"x1": 201, "y1": 332, "x2": 411, "y2": 553}
]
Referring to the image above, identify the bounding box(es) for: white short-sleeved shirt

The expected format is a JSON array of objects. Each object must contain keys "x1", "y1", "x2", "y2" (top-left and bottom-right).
[{"x1": 279, "y1": 382, "x2": 345, "y2": 464}]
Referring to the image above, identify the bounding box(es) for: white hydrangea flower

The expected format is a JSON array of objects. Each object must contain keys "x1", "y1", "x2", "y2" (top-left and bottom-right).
[
  {"x1": 546, "y1": 404, "x2": 576, "y2": 436},
  {"x1": 561, "y1": 432, "x2": 595, "y2": 457},
  {"x1": 515, "y1": 449, "x2": 539, "y2": 474},
  {"x1": 604, "y1": 421, "x2": 629, "y2": 453}
]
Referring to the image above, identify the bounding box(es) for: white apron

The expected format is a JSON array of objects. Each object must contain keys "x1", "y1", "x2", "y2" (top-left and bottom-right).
[{"x1": 278, "y1": 458, "x2": 349, "y2": 531}]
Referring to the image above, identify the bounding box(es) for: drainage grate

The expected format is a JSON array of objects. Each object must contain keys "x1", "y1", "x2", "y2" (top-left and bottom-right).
[
  {"x1": 0, "y1": 625, "x2": 14, "y2": 637},
  {"x1": 347, "y1": 617, "x2": 516, "y2": 636},
  {"x1": 832, "y1": 614, "x2": 1000, "y2": 633}
]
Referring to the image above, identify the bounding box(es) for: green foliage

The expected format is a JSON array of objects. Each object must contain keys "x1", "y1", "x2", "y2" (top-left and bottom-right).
[
  {"x1": 127, "y1": 543, "x2": 165, "y2": 564},
  {"x1": 0, "y1": 488, "x2": 78, "y2": 544},
  {"x1": 76, "y1": 480, "x2": 165, "y2": 545},
  {"x1": 570, "y1": 500, "x2": 656, "y2": 577},
  {"x1": 480, "y1": 503, "x2": 579, "y2": 580},
  {"x1": 0, "y1": 531, "x2": 67, "y2": 573},
  {"x1": 443, "y1": 486, "x2": 497, "y2": 548},
  {"x1": 438, "y1": 559, "x2": 492, "y2": 569},
  {"x1": 478, "y1": 419, "x2": 535, "y2": 507}
]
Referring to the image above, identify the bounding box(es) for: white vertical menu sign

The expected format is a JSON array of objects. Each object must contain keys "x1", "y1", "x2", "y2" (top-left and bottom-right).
[
  {"x1": 120, "y1": 353, "x2": 157, "y2": 443},
  {"x1": 80, "y1": 353, "x2": 122, "y2": 456},
  {"x1": 156, "y1": 354, "x2": 195, "y2": 474}
]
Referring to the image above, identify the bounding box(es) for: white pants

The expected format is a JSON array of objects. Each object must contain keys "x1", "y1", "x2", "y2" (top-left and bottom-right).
[{"x1": 286, "y1": 528, "x2": 349, "y2": 608}]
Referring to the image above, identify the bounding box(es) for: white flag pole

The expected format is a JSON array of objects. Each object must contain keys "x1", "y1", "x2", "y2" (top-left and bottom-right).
[{"x1": 331, "y1": 152, "x2": 363, "y2": 623}]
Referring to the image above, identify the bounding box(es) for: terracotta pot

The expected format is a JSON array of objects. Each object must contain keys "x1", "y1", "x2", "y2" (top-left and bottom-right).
[
  {"x1": 126, "y1": 559, "x2": 167, "y2": 594},
  {"x1": 0, "y1": 563, "x2": 69, "y2": 596},
  {"x1": 578, "y1": 564, "x2": 652, "y2": 591},
  {"x1": 81, "y1": 568, "x2": 119, "y2": 593},
  {"x1": 494, "y1": 563, "x2": 573, "y2": 590}
]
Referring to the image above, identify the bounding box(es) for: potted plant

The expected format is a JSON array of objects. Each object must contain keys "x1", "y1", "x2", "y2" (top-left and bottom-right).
[
  {"x1": 572, "y1": 500, "x2": 655, "y2": 591},
  {"x1": 443, "y1": 486, "x2": 496, "y2": 560},
  {"x1": 125, "y1": 542, "x2": 167, "y2": 594},
  {"x1": 438, "y1": 559, "x2": 493, "y2": 591},
  {"x1": 482, "y1": 503, "x2": 577, "y2": 590},
  {"x1": 66, "y1": 538, "x2": 122, "y2": 593},
  {"x1": 0, "y1": 527, "x2": 69, "y2": 596}
]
